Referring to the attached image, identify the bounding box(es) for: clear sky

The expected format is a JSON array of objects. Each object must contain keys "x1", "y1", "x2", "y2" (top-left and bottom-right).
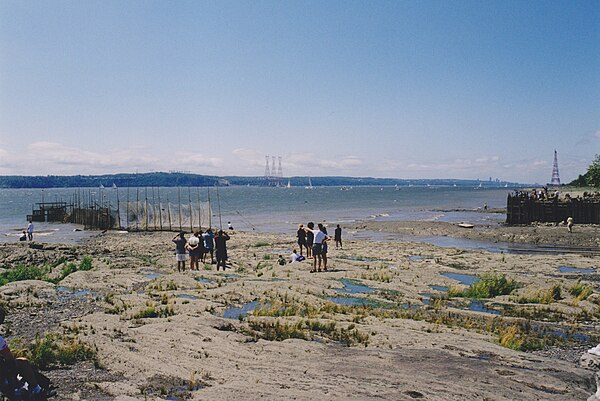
[{"x1": 1, "y1": 1, "x2": 599, "y2": 183}]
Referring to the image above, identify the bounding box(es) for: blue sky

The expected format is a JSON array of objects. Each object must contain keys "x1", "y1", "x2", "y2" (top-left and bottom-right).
[{"x1": 1, "y1": 1, "x2": 598, "y2": 183}]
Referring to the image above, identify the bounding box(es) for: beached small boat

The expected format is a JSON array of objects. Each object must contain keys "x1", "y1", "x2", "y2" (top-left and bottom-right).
[{"x1": 458, "y1": 223, "x2": 474, "y2": 228}]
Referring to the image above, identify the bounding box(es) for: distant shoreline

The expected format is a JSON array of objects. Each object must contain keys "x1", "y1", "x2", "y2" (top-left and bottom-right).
[{"x1": 0, "y1": 172, "x2": 525, "y2": 189}]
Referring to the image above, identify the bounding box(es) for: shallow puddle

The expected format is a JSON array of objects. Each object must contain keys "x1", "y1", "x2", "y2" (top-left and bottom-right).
[
  {"x1": 440, "y1": 272, "x2": 479, "y2": 286},
  {"x1": 420, "y1": 293, "x2": 433, "y2": 305},
  {"x1": 335, "y1": 255, "x2": 380, "y2": 262},
  {"x1": 468, "y1": 300, "x2": 501, "y2": 315},
  {"x1": 408, "y1": 255, "x2": 425, "y2": 262},
  {"x1": 143, "y1": 271, "x2": 163, "y2": 280},
  {"x1": 326, "y1": 296, "x2": 377, "y2": 307},
  {"x1": 337, "y1": 278, "x2": 377, "y2": 294},
  {"x1": 56, "y1": 287, "x2": 96, "y2": 299},
  {"x1": 196, "y1": 277, "x2": 213, "y2": 283},
  {"x1": 430, "y1": 285, "x2": 449, "y2": 292},
  {"x1": 223, "y1": 300, "x2": 260, "y2": 319},
  {"x1": 558, "y1": 266, "x2": 596, "y2": 274},
  {"x1": 178, "y1": 294, "x2": 199, "y2": 300}
]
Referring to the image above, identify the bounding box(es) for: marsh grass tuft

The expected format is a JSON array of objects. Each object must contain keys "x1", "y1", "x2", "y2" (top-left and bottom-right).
[
  {"x1": 569, "y1": 281, "x2": 593, "y2": 301},
  {"x1": 450, "y1": 273, "x2": 519, "y2": 299},
  {"x1": 133, "y1": 304, "x2": 175, "y2": 319},
  {"x1": 518, "y1": 285, "x2": 563, "y2": 304},
  {"x1": 24, "y1": 333, "x2": 98, "y2": 369}
]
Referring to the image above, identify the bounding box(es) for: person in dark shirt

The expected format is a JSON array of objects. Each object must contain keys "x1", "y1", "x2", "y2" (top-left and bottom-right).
[
  {"x1": 305, "y1": 223, "x2": 314, "y2": 258},
  {"x1": 214, "y1": 230, "x2": 230, "y2": 271},
  {"x1": 172, "y1": 232, "x2": 187, "y2": 272},
  {"x1": 296, "y1": 224, "x2": 308, "y2": 256},
  {"x1": 334, "y1": 224, "x2": 342, "y2": 249}
]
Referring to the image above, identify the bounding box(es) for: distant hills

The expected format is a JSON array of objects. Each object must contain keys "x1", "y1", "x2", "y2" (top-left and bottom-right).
[{"x1": 0, "y1": 172, "x2": 525, "y2": 189}]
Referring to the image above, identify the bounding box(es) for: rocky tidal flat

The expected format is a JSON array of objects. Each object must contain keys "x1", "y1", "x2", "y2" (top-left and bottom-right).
[{"x1": 0, "y1": 223, "x2": 599, "y2": 400}]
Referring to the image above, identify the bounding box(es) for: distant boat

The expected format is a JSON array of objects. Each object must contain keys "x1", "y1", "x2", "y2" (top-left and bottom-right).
[
  {"x1": 287, "y1": 179, "x2": 291, "y2": 188},
  {"x1": 341, "y1": 186, "x2": 350, "y2": 191},
  {"x1": 305, "y1": 177, "x2": 314, "y2": 189},
  {"x1": 99, "y1": 184, "x2": 105, "y2": 189},
  {"x1": 112, "y1": 183, "x2": 117, "y2": 189}
]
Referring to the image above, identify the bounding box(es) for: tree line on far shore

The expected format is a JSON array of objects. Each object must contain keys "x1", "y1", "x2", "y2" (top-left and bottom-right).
[
  {"x1": 569, "y1": 154, "x2": 600, "y2": 188},
  {"x1": 0, "y1": 172, "x2": 523, "y2": 189}
]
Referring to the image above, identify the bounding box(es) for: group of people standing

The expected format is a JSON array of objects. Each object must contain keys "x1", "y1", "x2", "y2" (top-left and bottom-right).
[
  {"x1": 172, "y1": 229, "x2": 230, "y2": 272},
  {"x1": 295, "y1": 223, "x2": 342, "y2": 273}
]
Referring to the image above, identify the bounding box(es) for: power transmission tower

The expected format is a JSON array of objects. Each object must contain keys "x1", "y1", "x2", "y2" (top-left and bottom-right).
[
  {"x1": 264, "y1": 156, "x2": 271, "y2": 179},
  {"x1": 277, "y1": 157, "x2": 283, "y2": 177},
  {"x1": 550, "y1": 150, "x2": 560, "y2": 186}
]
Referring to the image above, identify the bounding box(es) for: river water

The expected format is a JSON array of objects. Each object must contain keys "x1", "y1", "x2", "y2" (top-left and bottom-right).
[{"x1": 0, "y1": 186, "x2": 508, "y2": 244}]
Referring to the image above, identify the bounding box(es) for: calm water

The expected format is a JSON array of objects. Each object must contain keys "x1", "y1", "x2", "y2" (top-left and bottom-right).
[{"x1": 0, "y1": 186, "x2": 508, "y2": 244}]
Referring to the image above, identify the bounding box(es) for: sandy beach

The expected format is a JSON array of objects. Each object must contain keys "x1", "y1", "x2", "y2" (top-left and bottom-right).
[{"x1": 0, "y1": 222, "x2": 599, "y2": 400}]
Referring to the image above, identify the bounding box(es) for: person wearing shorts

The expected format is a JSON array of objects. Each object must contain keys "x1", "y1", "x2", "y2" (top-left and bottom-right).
[
  {"x1": 305, "y1": 222, "x2": 327, "y2": 273},
  {"x1": 172, "y1": 232, "x2": 187, "y2": 272}
]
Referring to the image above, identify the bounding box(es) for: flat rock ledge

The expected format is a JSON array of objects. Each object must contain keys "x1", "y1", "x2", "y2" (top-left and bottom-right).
[{"x1": 580, "y1": 348, "x2": 600, "y2": 401}]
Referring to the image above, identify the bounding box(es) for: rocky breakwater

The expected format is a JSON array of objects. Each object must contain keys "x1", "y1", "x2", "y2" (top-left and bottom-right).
[{"x1": 581, "y1": 344, "x2": 600, "y2": 400}]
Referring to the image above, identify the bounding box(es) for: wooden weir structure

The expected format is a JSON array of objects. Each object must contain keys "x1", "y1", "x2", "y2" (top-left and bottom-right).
[
  {"x1": 27, "y1": 187, "x2": 212, "y2": 232},
  {"x1": 506, "y1": 194, "x2": 600, "y2": 225}
]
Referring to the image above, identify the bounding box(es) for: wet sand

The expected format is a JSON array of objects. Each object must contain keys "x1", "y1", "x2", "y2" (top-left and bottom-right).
[
  {"x1": 358, "y1": 220, "x2": 600, "y2": 249},
  {"x1": 0, "y1": 225, "x2": 598, "y2": 400}
]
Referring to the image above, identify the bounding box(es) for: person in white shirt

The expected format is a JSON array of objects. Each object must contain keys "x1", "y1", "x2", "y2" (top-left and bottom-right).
[
  {"x1": 289, "y1": 249, "x2": 305, "y2": 263},
  {"x1": 304, "y1": 222, "x2": 328, "y2": 273},
  {"x1": 26, "y1": 221, "x2": 34, "y2": 241}
]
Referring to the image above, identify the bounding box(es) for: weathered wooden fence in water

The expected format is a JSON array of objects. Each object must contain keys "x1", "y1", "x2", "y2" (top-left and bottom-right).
[
  {"x1": 27, "y1": 187, "x2": 213, "y2": 232},
  {"x1": 506, "y1": 195, "x2": 600, "y2": 225}
]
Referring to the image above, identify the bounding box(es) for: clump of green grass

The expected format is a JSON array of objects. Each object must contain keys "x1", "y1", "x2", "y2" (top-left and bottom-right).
[
  {"x1": 132, "y1": 304, "x2": 175, "y2": 319},
  {"x1": 26, "y1": 333, "x2": 98, "y2": 369},
  {"x1": 79, "y1": 256, "x2": 93, "y2": 271},
  {"x1": 166, "y1": 280, "x2": 178, "y2": 291},
  {"x1": 254, "y1": 242, "x2": 270, "y2": 247},
  {"x1": 262, "y1": 254, "x2": 272, "y2": 260},
  {"x1": 0, "y1": 264, "x2": 50, "y2": 285},
  {"x1": 450, "y1": 273, "x2": 519, "y2": 299},
  {"x1": 246, "y1": 318, "x2": 369, "y2": 346},
  {"x1": 569, "y1": 281, "x2": 593, "y2": 301}
]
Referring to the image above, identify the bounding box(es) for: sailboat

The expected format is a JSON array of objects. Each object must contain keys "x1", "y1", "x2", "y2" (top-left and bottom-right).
[
  {"x1": 305, "y1": 177, "x2": 314, "y2": 189},
  {"x1": 286, "y1": 179, "x2": 291, "y2": 188},
  {"x1": 112, "y1": 183, "x2": 117, "y2": 189},
  {"x1": 99, "y1": 184, "x2": 105, "y2": 189}
]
